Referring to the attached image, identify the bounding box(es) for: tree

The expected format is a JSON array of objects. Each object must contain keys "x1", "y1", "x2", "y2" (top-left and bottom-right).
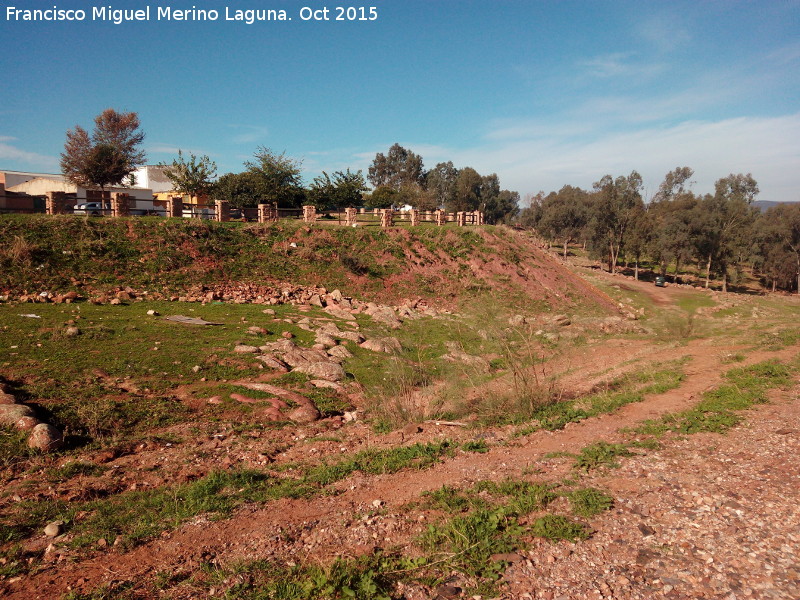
[
  {"x1": 213, "y1": 171, "x2": 264, "y2": 209},
  {"x1": 756, "y1": 203, "x2": 800, "y2": 293},
  {"x1": 426, "y1": 161, "x2": 459, "y2": 208},
  {"x1": 537, "y1": 186, "x2": 590, "y2": 258},
  {"x1": 652, "y1": 166, "x2": 694, "y2": 203},
  {"x1": 694, "y1": 174, "x2": 759, "y2": 291},
  {"x1": 587, "y1": 171, "x2": 644, "y2": 273},
  {"x1": 483, "y1": 189, "x2": 520, "y2": 225},
  {"x1": 364, "y1": 185, "x2": 397, "y2": 209},
  {"x1": 648, "y1": 189, "x2": 700, "y2": 278},
  {"x1": 245, "y1": 147, "x2": 305, "y2": 208},
  {"x1": 368, "y1": 143, "x2": 425, "y2": 190},
  {"x1": 160, "y1": 150, "x2": 217, "y2": 204},
  {"x1": 307, "y1": 169, "x2": 367, "y2": 210},
  {"x1": 60, "y1": 108, "x2": 146, "y2": 194},
  {"x1": 448, "y1": 167, "x2": 482, "y2": 212}
]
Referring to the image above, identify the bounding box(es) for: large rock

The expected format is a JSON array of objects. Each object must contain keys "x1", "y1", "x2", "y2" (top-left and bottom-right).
[
  {"x1": 323, "y1": 306, "x2": 356, "y2": 321},
  {"x1": 336, "y1": 330, "x2": 365, "y2": 344},
  {"x1": 327, "y1": 345, "x2": 353, "y2": 360},
  {"x1": 0, "y1": 404, "x2": 36, "y2": 426},
  {"x1": 366, "y1": 306, "x2": 403, "y2": 329},
  {"x1": 0, "y1": 392, "x2": 17, "y2": 405},
  {"x1": 28, "y1": 424, "x2": 63, "y2": 452},
  {"x1": 293, "y1": 361, "x2": 346, "y2": 382},
  {"x1": 360, "y1": 337, "x2": 402, "y2": 354},
  {"x1": 233, "y1": 344, "x2": 260, "y2": 354},
  {"x1": 287, "y1": 404, "x2": 321, "y2": 424},
  {"x1": 255, "y1": 355, "x2": 290, "y2": 372}
]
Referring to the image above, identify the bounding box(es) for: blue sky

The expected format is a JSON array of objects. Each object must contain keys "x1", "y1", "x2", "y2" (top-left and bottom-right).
[{"x1": 1, "y1": 0, "x2": 798, "y2": 202}]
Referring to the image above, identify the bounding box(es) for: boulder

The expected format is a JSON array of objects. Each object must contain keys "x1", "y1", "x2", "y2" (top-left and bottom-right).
[
  {"x1": 28, "y1": 424, "x2": 63, "y2": 452},
  {"x1": 360, "y1": 337, "x2": 402, "y2": 354},
  {"x1": 255, "y1": 356, "x2": 290, "y2": 372},
  {"x1": 327, "y1": 345, "x2": 353, "y2": 360},
  {"x1": 323, "y1": 306, "x2": 356, "y2": 321},
  {"x1": 0, "y1": 404, "x2": 36, "y2": 426},
  {"x1": 314, "y1": 333, "x2": 338, "y2": 348},
  {"x1": 293, "y1": 361, "x2": 346, "y2": 382},
  {"x1": 336, "y1": 330, "x2": 365, "y2": 344},
  {"x1": 0, "y1": 392, "x2": 17, "y2": 405},
  {"x1": 15, "y1": 416, "x2": 40, "y2": 431},
  {"x1": 287, "y1": 404, "x2": 321, "y2": 424},
  {"x1": 233, "y1": 344, "x2": 260, "y2": 354}
]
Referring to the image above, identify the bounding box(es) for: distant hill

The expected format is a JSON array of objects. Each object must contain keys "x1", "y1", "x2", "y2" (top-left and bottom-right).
[{"x1": 753, "y1": 200, "x2": 786, "y2": 212}]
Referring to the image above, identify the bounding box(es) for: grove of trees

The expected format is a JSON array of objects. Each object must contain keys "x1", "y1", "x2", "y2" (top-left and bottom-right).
[{"x1": 522, "y1": 167, "x2": 800, "y2": 293}]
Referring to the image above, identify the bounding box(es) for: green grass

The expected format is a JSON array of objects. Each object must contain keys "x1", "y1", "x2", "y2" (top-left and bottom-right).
[
  {"x1": 573, "y1": 442, "x2": 633, "y2": 472},
  {"x1": 0, "y1": 441, "x2": 458, "y2": 551},
  {"x1": 631, "y1": 359, "x2": 793, "y2": 437},
  {"x1": 567, "y1": 487, "x2": 614, "y2": 517},
  {"x1": 512, "y1": 360, "x2": 686, "y2": 436},
  {"x1": 531, "y1": 515, "x2": 590, "y2": 542}
]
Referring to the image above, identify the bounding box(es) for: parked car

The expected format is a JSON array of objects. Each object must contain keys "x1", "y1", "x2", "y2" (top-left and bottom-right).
[
  {"x1": 655, "y1": 276, "x2": 666, "y2": 287},
  {"x1": 73, "y1": 202, "x2": 107, "y2": 216}
]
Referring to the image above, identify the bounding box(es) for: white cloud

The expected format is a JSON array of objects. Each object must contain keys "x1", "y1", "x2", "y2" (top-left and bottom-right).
[
  {"x1": 0, "y1": 138, "x2": 59, "y2": 170},
  {"x1": 473, "y1": 113, "x2": 800, "y2": 203},
  {"x1": 227, "y1": 125, "x2": 270, "y2": 144}
]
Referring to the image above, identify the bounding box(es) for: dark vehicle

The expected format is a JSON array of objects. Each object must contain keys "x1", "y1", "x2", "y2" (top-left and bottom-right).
[{"x1": 655, "y1": 276, "x2": 666, "y2": 287}]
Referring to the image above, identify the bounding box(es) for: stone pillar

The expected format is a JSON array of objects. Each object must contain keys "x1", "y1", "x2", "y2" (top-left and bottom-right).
[
  {"x1": 166, "y1": 196, "x2": 183, "y2": 218},
  {"x1": 435, "y1": 209, "x2": 446, "y2": 226},
  {"x1": 258, "y1": 203, "x2": 268, "y2": 223},
  {"x1": 345, "y1": 207, "x2": 357, "y2": 226},
  {"x1": 215, "y1": 200, "x2": 230, "y2": 222},
  {"x1": 410, "y1": 209, "x2": 420, "y2": 226},
  {"x1": 111, "y1": 193, "x2": 129, "y2": 217},
  {"x1": 380, "y1": 208, "x2": 394, "y2": 228},
  {"x1": 456, "y1": 211, "x2": 466, "y2": 227},
  {"x1": 46, "y1": 191, "x2": 67, "y2": 215},
  {"x1": 302, "y1": 205, "x2": 317, "y2": 223}
]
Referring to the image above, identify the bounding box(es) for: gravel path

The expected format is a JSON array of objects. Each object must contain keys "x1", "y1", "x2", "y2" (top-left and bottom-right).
[{"x1": 504, "y1": 383, "x2": 800, "y2": 600}]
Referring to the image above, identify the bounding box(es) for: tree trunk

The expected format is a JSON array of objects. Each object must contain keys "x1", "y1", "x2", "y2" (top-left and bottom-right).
[
  {"x1": 722, "y1": 271, "x2": 728, "y2": 293},
  {"x1": 563, "y1": 240, "x2": 568, "y2": 259},
  {"x1": 705, "y1": 254, "x2": 712, "y2": 288},
  {"x1": 772, "y1": 279, "x2": 777, "y2": 293},
  {"x1": 634, "y1": 259, "x2": 639, "y2": 281}
]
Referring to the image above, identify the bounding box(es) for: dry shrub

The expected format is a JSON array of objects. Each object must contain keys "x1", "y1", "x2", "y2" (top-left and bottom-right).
[{"x1": 5, "y1": 235, "x2": 37, "y2": 267}]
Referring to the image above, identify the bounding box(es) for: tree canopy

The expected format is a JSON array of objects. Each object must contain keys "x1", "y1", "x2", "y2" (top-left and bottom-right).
[
  {"x1": 160, "y1": 150, "x2": 217, "y2": 204},
  {"x1": 60, "y1": 108, "x2": 146, "y2": 191}
]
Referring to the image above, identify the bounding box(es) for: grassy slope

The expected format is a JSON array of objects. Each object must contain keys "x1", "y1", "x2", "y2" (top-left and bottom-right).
[{"x1": 0, "y1": 215, "x2": 615, "y2": 313}]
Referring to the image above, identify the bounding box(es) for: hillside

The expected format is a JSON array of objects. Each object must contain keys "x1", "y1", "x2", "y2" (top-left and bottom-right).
[
  {"x1": 0, "y1": 215, "x2": 798, "y2": 600},
  {"x1": 0, "y1": 215, "x2": 616, "y2": 314}
]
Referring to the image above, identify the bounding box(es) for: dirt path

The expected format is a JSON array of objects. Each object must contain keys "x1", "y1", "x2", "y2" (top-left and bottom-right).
[{"x1": 7, "y1": 340, "x2": 797, "y2": 599}]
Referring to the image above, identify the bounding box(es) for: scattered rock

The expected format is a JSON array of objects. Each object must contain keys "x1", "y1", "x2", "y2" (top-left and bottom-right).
[
  {"x1": 64, "y1": 326, "x2": 80, "y2": 337},
  {"x1": 233, "y1": 344, "x2": 260, "y2": 353},
  {"x1": 147, "y1": 309, "x2": 159, "y2": 316},
  {"x1": 360, "y1": 337, "x2": 402, "y2": 354},
  {"x1": 293, "y1": 362, "x2": 346, "y2": 382},
  {"x1": 28, "y1": 424, "x2": 64, "y2": 452},
  {"x1": 247, "y1": 326, "x2": 269, "y2": 336},
  {"x1": 255, "y1": 356, "x2": 290, "y2": 372},
  {"x1": 327, "y1": 345, "x2": 353, "y2": 360},
  {"x1": 323, "y1": 306, "x2": 357, "y2": 321},
  {"x1": 0, "y1": 392, "x2": 17, "y2": 405},
  {"x1": 44, "y1": 521, "x2": 64, "y2": 538},
  {"x1": 287, "y1": 404, "x2": 321, "y2": 424},
  {"x1": 0, "y1": 403, "x2": 36, "y2": 426},
  {"x1": 14, "y1": 416, "x2": 40, "y2": 431}
]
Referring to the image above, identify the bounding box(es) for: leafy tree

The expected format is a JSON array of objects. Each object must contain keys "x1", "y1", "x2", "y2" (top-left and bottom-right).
[
  {"x1": 694, "y1": 173, "x2": 759, "y2": 291},
  {"x1": 537, "y1": 186, "x2": 590, "y2": 256},
  {"x1": 307, "y1": 169, "x2": 367, "y2": 210},
  {"x1": 483, "y1": 189, "x2": 520, "y2": 225},
  {"x1": 648, "y1": 166, "x2": 698, "y2": 277},
  {"x1": 587, "y1": 171, "x2": 644, "y2": 273},
  {"x1": 245, "y1": 147, "x2": 305, "y2": 208},
  {"x1": 426, "y1": 161, "x2": 459, "y2": 208},
  {"x1": 755, "y1": 203, "x2": 800, "y2": 293},
  {"x1": 213, "y1": 171, "x2": 264, "y2": 209},
  {"x1": 448, "y1": 167, "x2": 482, "y2": 212},
  {"x1": 160, "y1": 150, "x2": 217, "y2": 204},
  {"x1": 368, "y1": 143, "x2": 425, "y2": 190},
  {"x1": 60, "y1": 108, "x2": 146, "y2": 193},
  {"x1": 364, "y1": 185, "x2": 397, "y2": 209},
  {"x1": 652, "y1": 166, "x2": 694, "y2": 203}
]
